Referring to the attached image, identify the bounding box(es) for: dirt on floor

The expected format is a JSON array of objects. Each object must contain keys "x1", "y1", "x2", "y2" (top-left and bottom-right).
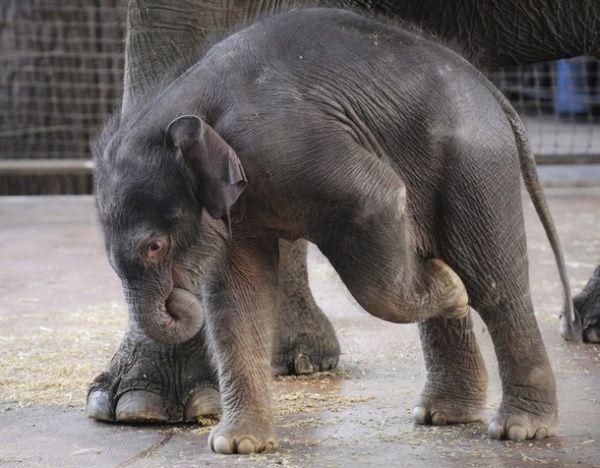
[{"x1": 1, "y1": 190, "x2": 599, "y2": 467}]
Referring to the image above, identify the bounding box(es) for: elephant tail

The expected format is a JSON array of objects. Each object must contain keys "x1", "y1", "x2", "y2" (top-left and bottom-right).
[{"x1": 481, "y1": 77, "x2": 581, "y2": 342}]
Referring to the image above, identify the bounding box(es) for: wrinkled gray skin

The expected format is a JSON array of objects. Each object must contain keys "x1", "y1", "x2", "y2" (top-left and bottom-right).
[
  {"x1": 361, "y1": 1, "x2": 600, "y2": 340},
  {"x1": 575, "y1": 264, "x2": 600, "y2": 343},
  {"x1": 94, "y1": 8, "x2": 574, "y2": 453},
  {"x1": 87, "y1": 0, "x2": 600, "y2": 430}
]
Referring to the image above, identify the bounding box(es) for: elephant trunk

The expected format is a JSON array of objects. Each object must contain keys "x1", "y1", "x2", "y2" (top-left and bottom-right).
[{"x1": 127, "y1": 287, "x2": 204, "y2": 345}]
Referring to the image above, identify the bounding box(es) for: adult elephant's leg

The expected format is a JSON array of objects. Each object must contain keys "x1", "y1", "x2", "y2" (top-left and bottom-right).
[
  {"x1": 571, "y1": 263, "x2": 600, "y2": 343},
  {"x1": 273, "y1": 239, "x2": 340, "y2": 375},
  {"x1": 87, "y1": 325, "x2": 221, "y2": 422},
  {"x1": 87, "y1": 0, "x2": 338, "y2": 423},
  {"x1": 87, "y1": 240, "x2": 340, "y2": 422},
  {"x1": 413, "y1": 315, "x2": 488, "y2": 426}
]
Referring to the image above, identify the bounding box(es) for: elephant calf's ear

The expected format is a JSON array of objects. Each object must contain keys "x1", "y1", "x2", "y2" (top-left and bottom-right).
[{"x1": 166, "y1": 115, "x2": 247, "y2": 232}]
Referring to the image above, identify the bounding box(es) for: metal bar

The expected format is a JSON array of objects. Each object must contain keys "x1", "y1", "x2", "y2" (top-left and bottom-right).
[
  {"x1": 535, "y1": 154, "x2": 600, "y2": 165},
  {"x1": 0, "y1": 153, "x2": 599, "y2": 178},
  {"x1": 0, "y1": 159, "x2": 95, "y2": 176}
]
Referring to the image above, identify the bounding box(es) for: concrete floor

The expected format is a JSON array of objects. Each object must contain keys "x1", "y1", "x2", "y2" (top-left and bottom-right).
[{"x1": 1, "y1": 190, "x2": 599, "y2": 467}]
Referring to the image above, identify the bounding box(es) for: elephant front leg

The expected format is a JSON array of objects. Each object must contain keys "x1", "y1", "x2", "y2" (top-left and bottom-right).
[
  {"x1": 206, "y1": 239, "x2": 279, "y2": 455},
  {"x1": 413, "y1": 314, "x2": 488, "y2": 426}
]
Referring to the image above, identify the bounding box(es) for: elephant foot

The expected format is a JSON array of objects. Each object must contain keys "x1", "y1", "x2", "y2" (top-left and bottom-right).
[
  {"x1": 561, "y1": 264, "x2": 600, "y2": 342},
  {"x1": 414, "y1": 314, "x2": 488, "y2": 427},
  {"x1": 87, "y1": 239, "x2": 340, "y2": 423},
  {"x1": 412, "y1": 394, "x2": 485, "y2": 426},
  {"x1": 574, "y1": 280, "x2": 600, "y2": 343},
  {"x1": 271, "y1": 301, "x2": 340, "y2": 375},
  {"x1": 412, "y1": 372, "x2": 487, "y2": 426},
  {"x1": 87, "y1": 328, "x2": 221, "y2": 423},
  {"x1": 209, "y1": 416, "x2": 277, "y2": 454},
  {"x1": 488, "y1": 372, "x2": 557, "y2": 441},
  {"x1": 488, "y1": 406, "x2": 557, "y2": 441}
]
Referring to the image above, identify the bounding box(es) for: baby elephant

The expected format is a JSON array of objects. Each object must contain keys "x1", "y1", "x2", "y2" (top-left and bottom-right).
[{"x1": 95, "y1": 8, "x2": 575, "y2": 454}]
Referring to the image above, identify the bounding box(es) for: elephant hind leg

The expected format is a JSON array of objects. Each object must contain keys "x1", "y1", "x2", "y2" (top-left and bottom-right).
[
  {"x1": 473, "y1": 285, "x2": 557, "y2": 441},
  {"x1": 312, "y1": 157, "x2": 486, "y2": 427},
  {"x1": 437, "y1": 153, "x2": 557, "y2": 441},
  {"x1": 414, "y1": 314, "x2": 488, "y2": 426}
]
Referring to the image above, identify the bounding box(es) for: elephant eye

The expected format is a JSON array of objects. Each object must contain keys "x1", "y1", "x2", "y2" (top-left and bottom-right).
[
  {"x1": 149, "y1": 241, "x2": 162, "y2": 252},
  {"x1": 144, "y1": 237, "x2": 169, "y2": 262}
]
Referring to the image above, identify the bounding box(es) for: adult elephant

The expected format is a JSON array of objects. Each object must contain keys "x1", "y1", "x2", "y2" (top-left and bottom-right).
[{"x1": 87, "y1": 0, "x2": 600, "y2": 424}]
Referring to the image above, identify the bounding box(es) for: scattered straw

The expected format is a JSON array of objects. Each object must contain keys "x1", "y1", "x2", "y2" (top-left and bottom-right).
[{"x1": 0, "y1": 303, "x2": 126, "y2": 409}]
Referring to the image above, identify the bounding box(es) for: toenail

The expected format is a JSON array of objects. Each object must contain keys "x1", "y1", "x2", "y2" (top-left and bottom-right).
[
  {"x1": 324, "y1": 357, "x2": 339, "y2": 371},
  {"x1": 431, "y1": 411, "x2": 448, "y2": 425},
  {"x1": 264, "y1": 441, "x2": 276, "y2": 452},
  {"x1": 87, "y1": 391, "x2": 114, "y2": 421},
  {"x1": 236, "y1": 437, "x2": 256, "y2": 454},
  {"x1": 507, "y1": 425, "x2": 527, "y2": 441},
  {"x1": 213, "y1": 435, "x2": 232, "y2": 454},
  {"x1": 115, "y1": 391, "x2": 168, "y2": 422},
  {"x1": 488, "y1": 420, "x2": 503, "y2": 439},
  {"x1": 412, "y1": 406, "x2": 429, "y2": 424},
  {"x1": 294, "y1": 353, "x2": 315, "y2": 375}
]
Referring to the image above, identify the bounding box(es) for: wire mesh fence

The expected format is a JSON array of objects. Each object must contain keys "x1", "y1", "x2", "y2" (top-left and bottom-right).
[
  {"x1": 0, "y1": 0, "x2": 123, "y2": 194},
  {"x1": 491, "y1": 57, "x2": 600, "y2": 161},
  {"x1": 0, "y1": 2, "x2": 598, "y2": 195}
]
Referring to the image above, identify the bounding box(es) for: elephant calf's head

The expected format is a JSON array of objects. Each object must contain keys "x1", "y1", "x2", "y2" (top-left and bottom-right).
[{"x1": 94, "y1": 115, "x2": 247, "y2": 344}]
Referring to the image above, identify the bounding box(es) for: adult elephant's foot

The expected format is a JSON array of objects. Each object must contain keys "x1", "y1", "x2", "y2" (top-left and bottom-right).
[
  {"x1": 413, "y1": 315, "x2": 488, "y2": 426},
  {"x1": 573, "y1": 265, "x2": 600, "y2": 343},
  {"x1": 87, "y1": 327, "x2": 220, "y2": 423},
  {"x1": 86, "y1": 306, "x2": 339, "y2": 423},
  {"x1": 87, "y1": 239, "x2": 340, "y2": 423},
  {"x1": 87, "y1": 306, "x2": 339, "y2": 423}
]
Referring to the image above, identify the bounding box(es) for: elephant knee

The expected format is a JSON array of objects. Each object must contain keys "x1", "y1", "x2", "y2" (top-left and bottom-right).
[{"x1": 354, "y1": 286, "x2": 414, "y2": 324}]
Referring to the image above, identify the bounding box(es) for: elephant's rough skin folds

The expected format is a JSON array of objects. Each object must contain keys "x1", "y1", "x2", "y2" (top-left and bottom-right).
[
  {"x1": 94, "y1": 9, "x2": 568, "y2": 453},
  {"x1": 88, "y1": 0, "x2": 600, "y2": 434}
]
